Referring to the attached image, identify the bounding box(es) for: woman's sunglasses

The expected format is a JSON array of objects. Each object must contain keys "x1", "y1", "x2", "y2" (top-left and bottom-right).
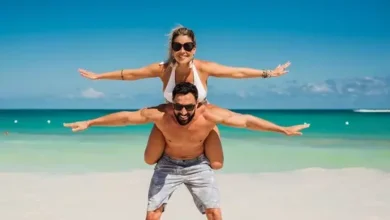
[
  {"x1": 171, "y1": 42, "x2": 195, "y2": 52},
  {"x1": 173, "y1": 103, "x2": 196, "y2": 111}
]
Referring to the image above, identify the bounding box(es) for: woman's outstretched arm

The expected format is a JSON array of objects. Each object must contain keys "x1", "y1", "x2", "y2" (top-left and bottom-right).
[
  {"x1": 79, "y1": 62, "x2": 163, "y2": 81},
  {"x1": 201, "y1": 60, "x2": 291, "y2": 79}
]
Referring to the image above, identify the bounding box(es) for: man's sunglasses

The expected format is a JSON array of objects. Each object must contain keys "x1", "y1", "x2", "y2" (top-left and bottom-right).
[
  {"x1": 171, "y1": 42, "x2": 195, "y2": 52},
  {"x1": 173, "y1": 103, "x2": 196, "y2": 111}
]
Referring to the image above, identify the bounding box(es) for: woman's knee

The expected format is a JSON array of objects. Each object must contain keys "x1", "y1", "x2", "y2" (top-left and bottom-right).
[
  {"x1": 205, "y1": 126, "x2": 224, "y2": 170},
  {"x1": 210, "y1": 161, "x2": 223, "y2": 170},
  {"x1": 144, "y1": 125, "x2": 165, "y2": 165},
  {"x1": 144, "y1": 156, "x2": 157, "y2": 165}
]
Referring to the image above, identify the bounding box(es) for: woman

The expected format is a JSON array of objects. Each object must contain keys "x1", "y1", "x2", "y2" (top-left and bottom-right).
[{"x1": 78, "y1": 25, "x2": 290, "y2": 169}]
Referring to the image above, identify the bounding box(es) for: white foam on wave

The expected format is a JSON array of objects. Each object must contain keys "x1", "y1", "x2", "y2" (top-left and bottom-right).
[
  {"x1": 1, "y1": 168, "x2": 389, "y2": 220},
  {"x1": 354, "y1": 109, "x2": 390, "y2": 113}
]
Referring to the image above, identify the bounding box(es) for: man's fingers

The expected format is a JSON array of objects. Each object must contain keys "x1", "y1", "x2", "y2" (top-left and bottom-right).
[
  {"x1": 300, "y1": 124, "x2": 310, "y2": 129},
  {"x1": 64, "y1": 122, "x2": 81, "y2": 129},
  {"x1": 287, "y1": 132, "x2": 302, "y2": 136},
  {"x1": 286, "y1": 124, "x2": 310, "y2": 136},
  {"x1": 63, "y1": 123, "x2": 74, "y2": 127},
  {"x1": 64, "y1": 122, "x2": 86, "y2": 132}
]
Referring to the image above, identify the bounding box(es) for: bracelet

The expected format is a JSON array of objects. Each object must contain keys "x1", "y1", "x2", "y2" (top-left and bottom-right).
[
  {"x1": 262, "y1": 70, "x2": 272, "y2": 78},
  {"x1": 121, "y1": 69, "x2": 124, "y2": 80}
]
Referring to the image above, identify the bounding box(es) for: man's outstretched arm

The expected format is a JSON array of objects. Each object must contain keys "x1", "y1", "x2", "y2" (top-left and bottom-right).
[
  {"x1": 64, "y1": 105, "x2": 166, "y2": 132},
  {"x1": 204, "y1": 105, "x2": 310, "y2": 136}
]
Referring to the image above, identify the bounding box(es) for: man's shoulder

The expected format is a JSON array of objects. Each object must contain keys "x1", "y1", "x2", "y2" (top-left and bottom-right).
[
  {"x1": 203, "y1": 104, "x2": 236, "y2": 119},
  {"x1": 202, "y1": 104, "x2": 223, "y2": 121},
  {"x1": 203, "y1": 104, "x2": 222, "y2": 113},
  {"x1": 140, "y1": 104, "x2": 169, "y2": 120}
]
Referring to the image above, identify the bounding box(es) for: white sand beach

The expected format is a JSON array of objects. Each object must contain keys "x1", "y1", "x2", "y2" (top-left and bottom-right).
[{"x1": 1, "y1": 168, "x2": 389, "y2": 220}]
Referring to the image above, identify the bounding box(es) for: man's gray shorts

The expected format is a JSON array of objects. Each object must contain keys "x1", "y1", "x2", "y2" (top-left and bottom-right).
[{"x1": 147, "y1": 154, "x2": 220, "y2": 214}]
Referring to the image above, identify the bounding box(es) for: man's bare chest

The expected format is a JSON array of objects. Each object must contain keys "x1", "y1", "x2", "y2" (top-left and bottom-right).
[{"x1": 156, "y1": 116, "x2": 214, "y2": 143}]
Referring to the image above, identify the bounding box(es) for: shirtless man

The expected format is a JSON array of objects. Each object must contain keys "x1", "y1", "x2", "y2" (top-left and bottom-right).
[{"x1": 63, "y1": 82, "x2": 310, "y2": 220}]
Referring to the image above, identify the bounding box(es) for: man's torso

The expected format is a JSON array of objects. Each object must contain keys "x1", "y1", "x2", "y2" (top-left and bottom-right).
[{"x1": 154, "y1": 106, "x2": 215, "y2": 160}]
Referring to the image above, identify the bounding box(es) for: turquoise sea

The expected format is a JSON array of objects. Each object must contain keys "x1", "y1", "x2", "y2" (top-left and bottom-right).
[{"x1": 1, "y1": 109, "x2": 389, "y2": 173}]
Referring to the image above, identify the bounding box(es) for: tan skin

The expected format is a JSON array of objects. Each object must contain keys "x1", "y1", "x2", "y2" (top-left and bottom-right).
[
  {"x1": 78, "y1": 35, "x2": 291, "y2": 169},
  {"x1": 63, "y1": 93, "x2": 309, "y2": 220}
]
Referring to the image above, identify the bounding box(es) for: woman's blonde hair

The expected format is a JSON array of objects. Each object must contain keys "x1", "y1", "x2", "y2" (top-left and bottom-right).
[{"x1": 164, "y1": 24, "x2": 196, "y2": 67}]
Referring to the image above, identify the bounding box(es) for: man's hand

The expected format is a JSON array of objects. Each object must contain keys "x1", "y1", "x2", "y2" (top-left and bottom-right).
[
  {"x1": 63, "y1": 121, "x2": 90, "y2": 132},
  {"x1": 283, "y1": 123, "x2": 310, "y2": 136}
]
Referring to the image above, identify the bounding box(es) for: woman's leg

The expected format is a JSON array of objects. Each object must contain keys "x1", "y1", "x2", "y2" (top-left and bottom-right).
[
  {"x1": 144, "y1": 124, "x2": 166, "y2": 165},
  {"x1": 204, "y1": 125, "x2": 224, "y2": 170}
]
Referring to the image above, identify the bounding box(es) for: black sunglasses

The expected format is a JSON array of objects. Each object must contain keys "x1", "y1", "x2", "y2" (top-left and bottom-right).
[
  {"x1": 171, "y1": 42, "x2": 195, "y2": 52},
  {"x1": 173, "y1": 103, "x2": 196, "y2": 111}
]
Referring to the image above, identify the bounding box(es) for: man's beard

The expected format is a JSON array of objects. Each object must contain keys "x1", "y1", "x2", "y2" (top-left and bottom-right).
[{"x1": 174, "y1": 112, "x2": 195, "y2": 125}]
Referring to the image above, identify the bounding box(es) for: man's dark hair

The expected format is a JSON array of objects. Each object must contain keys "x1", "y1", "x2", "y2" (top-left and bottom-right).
[{"x1": 172, "y1": 82, "x2": 198, "y2": 101}]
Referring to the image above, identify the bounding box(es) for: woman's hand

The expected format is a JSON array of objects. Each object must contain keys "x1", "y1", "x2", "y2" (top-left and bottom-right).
[
  {"x1": 79, "y1": 68, "x2": 99, "y2": 80},
  {"x1": 271, "y1": 61, "x2": 291, "y2": 77}
]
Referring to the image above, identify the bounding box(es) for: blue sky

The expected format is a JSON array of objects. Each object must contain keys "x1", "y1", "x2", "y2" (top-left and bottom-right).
[{"x1": 0, "y1": 0, "x2": 389, "y2": 109}]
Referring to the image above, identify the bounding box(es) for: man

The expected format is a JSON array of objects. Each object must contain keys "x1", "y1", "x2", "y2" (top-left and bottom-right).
[{"x1": 64, "y1": 82, "x2": 310, "y2": 220}]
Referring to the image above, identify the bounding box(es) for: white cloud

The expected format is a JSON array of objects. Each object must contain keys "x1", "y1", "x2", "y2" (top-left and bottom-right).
[
  {"x1": 272, "y1": 76, "x2": 390, "y2": 97},
  {"x1": 272, "y1": 88, "x2": 290, "y2": 95},
  {"x1": 81, "y1": 88, "x2": 105, "y2": 99},
  {"x1": 209, "y1": 75, "x2": 389, "y2": 109},
  {"x1": 347, "y1": 88, "x2": 355, "y2": 93},
  {"x1": 339, "y1": 76, "x2": 390, "y2": 96},
  {"x1": 235, "y1": 90, "x2": 256, "y2": 99},
  {"x1": 112, "y1": 93, "x2": 130, "y2": 99},
  {"x1": 236, "y1": 90, "x2": 247, "y2": 98},
  {"x1": 303, "y1": 83, "x2": 332, "y2": 93},
  {"x1": 117, "y1": 94, "x2": 127, "y2": 98}
]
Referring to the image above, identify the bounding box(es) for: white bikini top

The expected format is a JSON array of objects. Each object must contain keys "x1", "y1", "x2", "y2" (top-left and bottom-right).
[{"x1": 163, "y1": 61, "x2": 207, "y2": 103}]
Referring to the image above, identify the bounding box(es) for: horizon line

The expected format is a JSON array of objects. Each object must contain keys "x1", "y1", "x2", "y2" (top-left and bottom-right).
[{"x1": 1, "y1": 108, "x2": 388, "y2": 111}]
